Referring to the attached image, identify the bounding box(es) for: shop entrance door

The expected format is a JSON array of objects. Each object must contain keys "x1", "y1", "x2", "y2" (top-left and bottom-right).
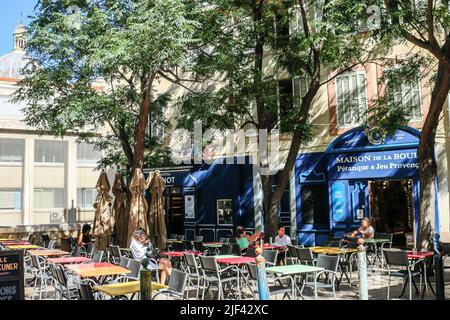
[
  {"x1": 164, "y1": 187, "x2": 184, "y2": 236},
  {"x1": 369, "y1": 179, "x2": 414, "y2": 246}
]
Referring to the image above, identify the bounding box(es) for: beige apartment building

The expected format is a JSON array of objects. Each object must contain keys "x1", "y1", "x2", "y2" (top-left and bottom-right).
[{"x1": 0, "y1": 22, "x2": 102, "y2": 227}]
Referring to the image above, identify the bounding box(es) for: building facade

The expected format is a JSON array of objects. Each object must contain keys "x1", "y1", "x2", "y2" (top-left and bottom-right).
[
  {"x1": 149, "y1": 11, "x2": 450, "y2": 244},
  {"x1": 0, "y1": 22, "x2": 102, "y2": 227}
]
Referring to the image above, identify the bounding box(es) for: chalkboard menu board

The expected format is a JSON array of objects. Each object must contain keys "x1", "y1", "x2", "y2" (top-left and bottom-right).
[{"x1": 0, "y1": 250, "x2": 24, "y2": 300}]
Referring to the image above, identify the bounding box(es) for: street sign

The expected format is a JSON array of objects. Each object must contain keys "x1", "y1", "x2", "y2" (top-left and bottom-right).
[{"x1": 0, "y1": 250, "x2": 24, "y2": 300}]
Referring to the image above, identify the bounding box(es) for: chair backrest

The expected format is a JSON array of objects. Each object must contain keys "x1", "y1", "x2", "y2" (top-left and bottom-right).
[
  {"x1": 171, "y1": 242, "x2": 185, "y2": 252},
  {"x1": 92, "y1": 249, "x2": 104, "y2": 263},
  {"x1": 287, "y1": 245, "x2": 298, "y2": 258},
  {"x1": 194, "y1": 236, "x2": 203, "y2": 242},
  {"x1": 110, "y1": 245, "x2": 122, "y2": 258},
  {"x1": 219, "y1": 244, "x2": 232, "y2": 255},
  {"x1": 231, "y1": 244, "x2": 242, "y2": 256},
  {"x1": 291, "y1": 239, "x2": 298, "y2": 246},
  {"x1": 193, "y1": 241, "x2": 205, "y2": 252},
  {"x1": 48, "y1": 240, "x2": 56, "y2": 249},
  {"x1": 296, "y1": 247, "x2": 314, "y2": 263},
  {"x1": 376, "y1": 232, "x2": 393, "y2": 241},
  {"x1": 27, "y1": 233, "x2": 34, "y2": 243},
  {"x1": 199, "y1": 256, "x2": 219, "y2": 273},
  {"x1": 177, "y1": 235, "x2": 185, "y2": 241},
  {"x1": 245, "y1": 247, "x2": 257, "y2": 258},
  {"x1": 54, "y1": 264, "x2": 69, "y2": 287},
  {"x1": 169, "y1": 234, "x2": 177, "y2": 240},
  {"x1": 246, "y1": 263, "x2": 257, "y2": 281},
  {"x1": 78, "y1": 280, "x2": 96, "y2": 300},
  {"x1": 262, "y1": 250, "x2": 278, "y2": 265},
  {"x1": 86, "y1": 242, "x2": 96, "y2": 255},
  {"x1": 168, "y1": 269, "x2": 188, "y2": 295},
  {"x1": 383, "y1": 249, "x2": 409, "y2": 267},
  {"x1": 219, "y1": 237, "x2": 230, "y2": 244},
  {"x1": 183, "y1": 240, "x2": 193, "y2": 251},
  {"x1": 316, "y1": 254, "x2": 339, "y2": 273},
  {"x1": 184, "y1": 253, "x2": 199, "y2": 270},
  {"x1": 119, "y1": 256, "x2": 130, "y2": 268},
  {"x1": 127, "y1": 258, "x2": 141, "y2": 278}
]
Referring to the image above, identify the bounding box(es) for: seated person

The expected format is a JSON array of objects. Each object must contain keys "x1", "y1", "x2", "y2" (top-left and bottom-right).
[
  {"x1": 77, "y1": 224, "x2": 92, "y2": 249},
  {"x1": 343, "y1": 217, "x2": 374, "y2": 241},
  {"x1": 236, "y1": 226, "x2": 261, "y2": 250},
  {"x1": 273, "y1": 225, "x2": 292, "y2": 246},
  {"x1": 130, "y1": 229, "x2": 172, "y2": 284},
  {"x1": 273, "y1": 225, "x2": 291, "y2": 265}
]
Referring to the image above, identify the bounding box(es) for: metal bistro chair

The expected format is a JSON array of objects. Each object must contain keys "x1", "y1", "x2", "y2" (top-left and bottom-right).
[
  {"x1": 109, "y1": 245, "x2": 122, "y2": 264},
  {"x1": 77, "y1": 278, "x2": 101, "y2": 300},
  {"x1": 218, "y1": 244, "x2": 232, "y2": 256},
  {"x1": 245, "y1": 247, "x2": 257, "y2": 258},
  {"x1": 184, "y1": 253, "x2": 204, "y2": 299},
  {"x1": 193, "y1": 241, "x2": 207, "y2": 254},
  {"x1": 177, "y1": 235, "x2": 185, "y2": 241},
  {"x1": 195, "y1": 236, "x2": 204, "y2": 242},
  {"x1": 375, "y1": 233, "x2": 393, "y2": 270},
  {"x1": 301, "y1": 254, "x2": 340, "y2": 300},
  {"x1": 153, "y1": 269, "x2": 188, "y2": 300},
  {"x1": 30, "y1": 255, "x2": 53, "y2": 300},
  {"x1": 246, "y1": 262, "x2": 292, "y2": 300},
  {"x1": 85, "y1": 242, "x2": 96, "y2": 258},
  {"x1": 287, "y1": 245, "x2": 299, "y2": 265},
  {"x1": 261, "y1": 250, "x2": 278, "y2": 267},
  {"x1": 47, "y1": 240, "x2": 56, "y2": 250},
  {"x1": 171, "y1": 242, "x2": 185, "y2": 252},
  {"x1": 219, "y1": 237, "x2": 230, "y2": 244},
  {"x1": 119, "y1": 256, "x2": 130, "y2": 268},
  {"x1": 383, "y1": 249, "x2": 422, "y2": 300},
  {"x1": 296, "y1": 247, "x2": 316, "y2": 266},
  {"x1": 54, "y1": 264, "x2": 80, "y2": 300},
  {"x1": 198, "y1": 256, "x2": 240, "y2": 300},
  {"x1": 183, "y1": 240, "x2": 193, "y2": 251},
  {"x1": 92, "y1": 249, "x2": 104, "y2": 263}
]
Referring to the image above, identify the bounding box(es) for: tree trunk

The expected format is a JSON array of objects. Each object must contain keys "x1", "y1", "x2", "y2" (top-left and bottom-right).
[
  {"x1": 417, "y1": 63, "x2": 450, "y2": 250},
  {"x1": 133, "y1": 89, "x2": 151, "y2": 170},
  {"x1": 264, "y1": 83, "x2": 320, "y2": 238}
]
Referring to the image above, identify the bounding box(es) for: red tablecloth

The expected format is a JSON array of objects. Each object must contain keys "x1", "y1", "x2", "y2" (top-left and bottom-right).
[
  {"x1": 250, "y1": 245, "x2": 287, "y2": 250},
  {"x1": 0, "y1": 241, "x2": 31, "y2": 245},
  {"x1": 66, "y1": 262, "x2": 114, "y2": 270},
  {"x1": 47, "y1": 257, "x2": 92, "y2": 264},
  {"x1": 407, "y1": 251, "x2": 434, "y2": 259},
  {"x1": 216, "y1": 257, "x2": 256, "y2": 265},
  {"x1": 161, "y1": 251, "x2": 204, "y2": 257}
]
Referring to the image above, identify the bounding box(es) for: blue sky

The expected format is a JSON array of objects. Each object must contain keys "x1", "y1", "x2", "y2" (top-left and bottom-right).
[{"x1": 0, "y1": 0, "x2": 37, "y2": 56}]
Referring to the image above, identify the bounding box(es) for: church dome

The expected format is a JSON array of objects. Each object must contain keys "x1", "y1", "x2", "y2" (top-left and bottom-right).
[
  {"x1": 0, "y1": 20, "x2": 28, "y2": 80},
  {"x1": 0, "y1": 50, "x2": 27, "y2": 79}
]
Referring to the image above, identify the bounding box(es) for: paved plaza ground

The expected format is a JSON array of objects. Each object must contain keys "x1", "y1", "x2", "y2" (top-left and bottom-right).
[{"x1": 24, "y1": 264, "x2": 450, "y2": 301}]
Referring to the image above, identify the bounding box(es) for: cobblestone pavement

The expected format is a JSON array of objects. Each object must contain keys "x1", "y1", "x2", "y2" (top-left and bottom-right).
[{"x1": 24, "y1": 266, "x2": 450, "y2": 301}]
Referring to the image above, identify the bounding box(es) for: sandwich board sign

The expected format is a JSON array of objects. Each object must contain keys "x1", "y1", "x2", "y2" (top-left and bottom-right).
[{"x1": 0, "y1": 250, "x2": 24, "y2": 300}]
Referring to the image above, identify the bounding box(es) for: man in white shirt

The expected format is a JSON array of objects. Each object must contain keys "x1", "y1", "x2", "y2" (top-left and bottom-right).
[
  {"x1": 130, "y1": 229, "x2": 157, "y2": 268},
  {"x1": 273, "y1": 225, "x2": 292, "y2": 246}
]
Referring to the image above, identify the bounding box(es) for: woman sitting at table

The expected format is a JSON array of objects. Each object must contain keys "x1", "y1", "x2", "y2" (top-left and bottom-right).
[
  {"x1": 129, "y1": 229, "x2": 172, "y2": 284},
  {"x1": 342, "y1": 217, "x2": 374, "y2": 241}
]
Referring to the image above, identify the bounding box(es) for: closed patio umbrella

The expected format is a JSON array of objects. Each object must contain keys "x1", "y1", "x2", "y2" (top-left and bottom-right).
[
  {"x1": 147, "y1": 170, "x2": 168, "y2": 250},
  {"x1": 93, "y1": 171, "x2": 113, "y2": 251},
  {"x1": 127, "y1": 168, "x2": 149, "y2": 245},
  {"x1": 112, "y1": 173, "x2": 128, "y2": 248}
]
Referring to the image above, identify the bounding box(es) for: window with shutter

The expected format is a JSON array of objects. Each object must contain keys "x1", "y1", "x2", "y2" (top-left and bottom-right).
[
  {"x1": 0, "y1": 138, "x2": 24, "y2": 162},
  {"x1": 34, "y1": 140, "x2": 66, "y2": 163},
  {"x1": 335, "y1": 72, "x2": 368, "y2": 127}
]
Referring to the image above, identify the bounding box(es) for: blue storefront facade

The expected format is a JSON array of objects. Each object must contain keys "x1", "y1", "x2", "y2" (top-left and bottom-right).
[
  {"x1": 148, "y1": 126, "x2": 428, "y2": 245},
  {"x1": 295, "y1": 126, "x2": 421, "y2": 246}
]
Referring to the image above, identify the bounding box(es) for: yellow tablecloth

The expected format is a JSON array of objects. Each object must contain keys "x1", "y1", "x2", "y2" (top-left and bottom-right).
[
  {"x1": 6, "y1": 245, "x2": 41, "y2": 250},
  {"x1": 94, "y1": 281, "x2": 168, "y2": 297},
  {"x1": 310, "y1": 246, "x2": 357, "y2": 255}
]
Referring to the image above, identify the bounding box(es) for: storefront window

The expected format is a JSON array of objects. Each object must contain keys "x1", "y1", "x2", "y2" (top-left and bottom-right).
[
  {"x1": 301, "y1": 185, "x2": 328, "y2": 225},
  {"x1": 217, "y1": 199, "x2": 233, "y2": 225}
]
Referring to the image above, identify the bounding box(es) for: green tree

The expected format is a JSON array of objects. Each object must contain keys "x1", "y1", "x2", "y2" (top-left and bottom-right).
[
  {"x1": 14, "y1": 0, "x2": 201, "y2": 172},
  {"x1": 177, "y1": 0, "x2": 370, "y2": 237},
  {"x1": 346, "y1": 0, "x2": 450, "y2": 250}
]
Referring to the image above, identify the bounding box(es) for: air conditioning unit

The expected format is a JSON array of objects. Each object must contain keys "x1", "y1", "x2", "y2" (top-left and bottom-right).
[{"x1": 50, "y1": 211, "x2": 64, "y2": 224}]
